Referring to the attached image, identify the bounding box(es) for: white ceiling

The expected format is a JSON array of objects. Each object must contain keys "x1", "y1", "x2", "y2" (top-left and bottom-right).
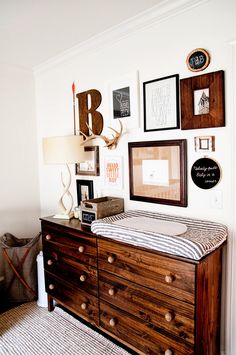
[{"x1": 0, "y1": 0, "x2": 163, "y2": 69}]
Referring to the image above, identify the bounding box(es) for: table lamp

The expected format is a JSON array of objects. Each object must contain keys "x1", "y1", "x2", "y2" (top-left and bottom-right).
[{"x1": 43, "y1": 135, "x2": 87, "y2": 219}]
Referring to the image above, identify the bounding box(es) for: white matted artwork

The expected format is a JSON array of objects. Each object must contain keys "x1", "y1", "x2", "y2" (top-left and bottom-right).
[
  {"x1": 104, "y1": 156, "x2": 123, "y2": 189},
  {"x1": 108, "y1": 71, "x2": 139, "y2": 130},
  {"x1": 142, "y1": 160, "x2": 169, "y2": 186}
]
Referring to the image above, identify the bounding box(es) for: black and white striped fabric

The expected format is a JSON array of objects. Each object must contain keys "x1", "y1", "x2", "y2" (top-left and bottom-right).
[{"x1": 91, "y1": 210, "x2": 227, "y2": 260}]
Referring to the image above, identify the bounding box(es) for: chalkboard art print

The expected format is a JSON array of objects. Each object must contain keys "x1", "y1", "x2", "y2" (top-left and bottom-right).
[
  {"x1": 191, "y1": 157, "x2": 221, "y2": 189},
  {"x1": 113, "y1": 87, "x2": 131, "y2": 118},
  {"x1": 108, "y1": 71, "x2": 139, "y2": 130}
]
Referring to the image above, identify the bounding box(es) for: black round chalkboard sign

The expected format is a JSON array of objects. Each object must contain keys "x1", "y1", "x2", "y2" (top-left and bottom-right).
[
  {"x1": 186, "y1": 48, "x2": 210, "y2": 72},
  {"x1": 191, "y1": 158, "x2": 221, "y2": 189}
]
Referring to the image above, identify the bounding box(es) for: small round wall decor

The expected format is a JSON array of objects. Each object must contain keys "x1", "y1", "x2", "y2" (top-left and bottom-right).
[
  {"x1": 186, "y1": 48, "x2": 210, "y2": 72},
  {"x1": 191, "y1": 157, "x2": 221, "y2": 189}
]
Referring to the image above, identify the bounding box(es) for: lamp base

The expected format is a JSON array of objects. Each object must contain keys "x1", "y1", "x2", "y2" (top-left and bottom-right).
[{"x1": 53, "y1": 211, "x2": 74, "y2": 220}]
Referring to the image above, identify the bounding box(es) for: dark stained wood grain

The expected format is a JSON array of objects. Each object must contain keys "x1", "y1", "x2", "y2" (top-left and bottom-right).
[
  {"x1": 100, "y1": 300, "x2": 194, "y2": 355},
  {"x1": 99, "y1": 270, "x2": 195, "y2": 345},
  {"x1": 45, "y1": 272, "x2": 99, "y2": 325},
  {"x1": 195, "y1": 247, "x2": 223, "y2": 355},
  {"x1": 98, "y1": 239, "x2": 196, "y2": 304},
  {"x1": 41, "y1": 218, "x2": 225, "y2": 355}
]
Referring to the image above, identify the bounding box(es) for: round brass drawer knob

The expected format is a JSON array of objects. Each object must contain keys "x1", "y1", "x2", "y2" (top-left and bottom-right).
[
  {"x1": 165, "y1": 350, "x2": 173, "y2": 355},
  {"x1": 78, "y1": 246, "x2": 85, "y2": 253},
  {"x1": 108, "y1": 288, "x2": 116, "y2": 296},
  {"x1": 107, "y1": 255, "x2": 115, "y2": 264},
  {"x1": 165, "y1": 312, "x2": 173, "y2": 322},
  {"x1": 109, "y1": 318, "x2": 116, "y2": 327},
  {"x1": 81, "y1": 302, "x2": 87, "y2": 310},
  {"x1": 47, "y1": 259, "x2": 53, "y2": 266},
  {"x1": 80, "y1": 274, "x2": 87, "y2": 282},
  {"x1": 46, "y1": 234, "x2": 51, "y2": 241},
  {"x1": 49, "y1": 284, "x2": 54, "y2": 290},
  {"x1": 165, "y1": 274, "x2": 174, "y2": 283}
]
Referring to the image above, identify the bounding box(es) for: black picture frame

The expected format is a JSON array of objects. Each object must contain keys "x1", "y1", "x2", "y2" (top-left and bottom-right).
[
  {"x1": 76, "y1": 179, "x2": 94, "y2": 205},
  {"x1": 143, "y1": 74, "x2": 180, "y2": 132},
  {"x1": 128, "y1": 139, "x2": 187, "y2": 207}
]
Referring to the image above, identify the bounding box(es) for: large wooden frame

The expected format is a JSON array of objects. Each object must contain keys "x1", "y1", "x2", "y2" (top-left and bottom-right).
[
  {"x1": 128, "y1": 140, "x2": 187, "y2": 207},
  {"x1": 180, "y1": 70, "x2": 225, "y2": 130}
]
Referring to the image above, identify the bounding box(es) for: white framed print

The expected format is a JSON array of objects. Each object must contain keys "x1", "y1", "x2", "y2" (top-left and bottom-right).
[
  {"x1": 108, "y1": 71, "x2": 139, "y2": 130},
  {"x1": 104, "y1": 156, "x2": 123, "y2": 190}
]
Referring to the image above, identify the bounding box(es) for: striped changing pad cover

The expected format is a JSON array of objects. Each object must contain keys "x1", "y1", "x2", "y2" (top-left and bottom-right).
[{"x1": 91, "y1": 210, "x2": 227, "y2": 260}]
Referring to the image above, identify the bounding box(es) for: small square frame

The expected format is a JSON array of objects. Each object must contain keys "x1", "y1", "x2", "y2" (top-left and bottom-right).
[
  {"x1": 180, "y1": 70, "x2": 225, "y2": 130},
  {"x1": 194, "y1": 136, "x2": 215, "y2": 152},
  {"x1": 76, "y1": 179, "x2": 94, "y2": 205}
]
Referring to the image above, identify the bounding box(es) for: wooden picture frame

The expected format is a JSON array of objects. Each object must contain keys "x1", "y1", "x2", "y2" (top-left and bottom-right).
[
  {"x1": 186, "y1": 48, "x2": 210, "y2": 72},
  {"x1": 75, "y1": 146, "x2": 100, "y2": 176},
  {"x1": 76, "y1": 179, "x2": 94, "y2": 205},
  {"x1": 143, "y1": 74, "x2": 180, "y2": 132},
  {"x1": 180, "y1": 70, "x2": 225, "y2": 130},
  {"x1": 128, "y1": 140, "x2": 187, "y2": 207}
]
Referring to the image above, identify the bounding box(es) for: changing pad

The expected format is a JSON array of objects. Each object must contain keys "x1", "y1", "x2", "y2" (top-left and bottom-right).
[{"x1": 91, "y1": 210, "x2": 227, "y2": 260}]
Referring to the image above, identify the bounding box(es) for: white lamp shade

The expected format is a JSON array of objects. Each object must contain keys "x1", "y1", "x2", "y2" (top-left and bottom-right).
[{"x1": 43, "y1": 135, "x2": 86, "y2": 164}]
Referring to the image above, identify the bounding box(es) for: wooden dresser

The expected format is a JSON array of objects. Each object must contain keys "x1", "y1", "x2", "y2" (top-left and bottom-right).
[{"x1": 41, "y1": 217, "x2": 224, "y2": 355}]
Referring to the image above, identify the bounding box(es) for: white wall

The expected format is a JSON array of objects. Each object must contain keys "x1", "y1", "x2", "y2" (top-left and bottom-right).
[
  {"x1": 35, "y1": 0, "x2": 236, "y2": 353},
  {"x1": 0, "y1": 63, "x2": 40, "y2": 240}
]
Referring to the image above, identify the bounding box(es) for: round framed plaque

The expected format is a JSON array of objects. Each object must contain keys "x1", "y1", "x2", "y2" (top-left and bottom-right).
[
  {"x1": 191, "y1": 157, "x2": 221, "y2": 189},
  {"x1": 186, "y1": 48, "x2": 210, "y2": 72}
]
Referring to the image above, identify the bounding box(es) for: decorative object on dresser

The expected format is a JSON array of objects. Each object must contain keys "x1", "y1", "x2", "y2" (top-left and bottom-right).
[
  {"x1": 143, "y1": 74, "x2": 180, "y2": 131},
  {"x1": 128, "y1": 140, "x2": 187, "y2": 207},
  {"x1": 180, "y1": 70, "x2": 225, "y2": 130},
  {"x1": 186, "y1": 48, "x2": 210, "y2": 72},
  {"x1": 42, "y1": 135, "x2": 87, "y2": 219},
  {"x1": 41, "y1": 210, "x2": 227, "y2": 355},
  {"x1": 76, "y1": 179, "x2": 94, "y2": 206},
  {"x1": 80, "y1": 196, "x2": 124, "y2": 226}
]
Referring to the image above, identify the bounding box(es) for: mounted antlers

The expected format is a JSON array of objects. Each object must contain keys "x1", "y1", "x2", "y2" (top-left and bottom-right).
[{"x1": 80, "y1": 119, "x2": 123, "y2": 150}]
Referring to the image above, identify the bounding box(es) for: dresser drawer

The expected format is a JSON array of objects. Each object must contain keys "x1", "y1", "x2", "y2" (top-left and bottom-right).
[
  {"x1": 42, "y1": 227, "x2": 97, "y2": 267},
  {"x1": 100, "y1": 301, "x2": 194, "y2": 355},
  {"x1": 99, "y1": 270, "x2": 194, "y2": 345},
  {"x1": 98, "y1": 239, "x2": 195, "y2": 304},
  {"x1": 44, "y1": 251, "x2": 98, "y2": 297},
  {"x1": 45, "y1": 272, "x2": 98, "y2": 325}
]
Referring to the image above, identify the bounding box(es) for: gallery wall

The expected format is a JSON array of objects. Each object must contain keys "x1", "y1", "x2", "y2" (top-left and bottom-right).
[{"x1": 35, "y1": 0, "x2": 236, "y2": 353}]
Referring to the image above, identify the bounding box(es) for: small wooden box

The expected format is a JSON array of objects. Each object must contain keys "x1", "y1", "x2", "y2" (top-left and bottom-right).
[{"x1": 81, "y1": 197, "x2": 124, "y2": 226}]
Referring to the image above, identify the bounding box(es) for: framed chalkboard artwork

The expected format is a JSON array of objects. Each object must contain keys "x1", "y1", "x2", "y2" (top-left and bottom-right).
[
  {"x1": 186, "y1": 48, "x2": 210, "y2": 72},
  {"x1": 191, "y1": 157, "x2": 221, "y2": 189},
  {"x1": 180, "y1": 70, "x2": 225, "y2": 130},
  {"x1": 113, "y1": 87, "x2": 130, "y2": 118},
  {"x1": 108, "y1": 71, "x2": 139, "y2": 130},
  {"x1": 143, "y1": 74, "x2": 180, "y2": 132}
]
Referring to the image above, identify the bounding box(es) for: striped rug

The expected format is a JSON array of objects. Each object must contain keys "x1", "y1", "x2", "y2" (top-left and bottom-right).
[{"x1": 0, "y1": 302, "x2": 130, "y2": 355}]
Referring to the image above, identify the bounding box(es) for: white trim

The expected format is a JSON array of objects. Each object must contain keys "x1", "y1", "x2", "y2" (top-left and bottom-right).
[{"x1": 34, "y1": 0, "x2": 209, "y2": 74}]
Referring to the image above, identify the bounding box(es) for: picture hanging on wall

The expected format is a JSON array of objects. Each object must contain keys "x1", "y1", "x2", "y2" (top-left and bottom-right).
[
  {"x1": 108, "y1": 71, "x2": 139, "y2": 130},
  {"x1": 76, "y1": 146, "x2": 100, "y2": 176},
  {"x1": 76, "y1": 179, "x2": 94, "y2": 205},
  {"x1": 191, "y1": 157, "x2": 221, "y2": 189},
  {"x1": 143, "y1": 74, "x2": 180, "y2": 132},
  {"x1": 104, "y1": 156, "x2": 123, "y2": 190},
  {"x1": 128, "y1": 139, "x2": 187, "y2": 207},
  {"x1": 186, "y1": 48, "x2": 210, "y2": 72},
  {"x1": 180, "y1": 70, "x2": 225, "y2": 130},
  {"x1": 194, "y1": 136, "x2": 215, "y2": 152}
]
